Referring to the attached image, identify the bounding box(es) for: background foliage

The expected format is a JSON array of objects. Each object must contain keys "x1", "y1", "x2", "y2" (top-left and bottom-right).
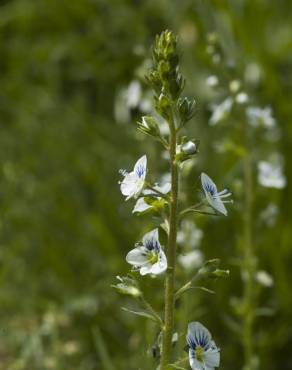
[{"x1": 0, "y1": 0, "x2": 291, "y2": 369}]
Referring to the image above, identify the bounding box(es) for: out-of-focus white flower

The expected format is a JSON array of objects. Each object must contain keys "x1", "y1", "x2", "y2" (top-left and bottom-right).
[
  {"x1": 120, "y1": 155, "x2": 147, "y2": 200},
  {"x1": 229, "y1": 80, "x2": 241, "y2": 93},
  {"x1": 179, "y1": 250, "x2": 204, "y2": 270},
  {"x1": 257, "y1": 156, "x2": 286, "y2": 189},
  {"x1": 127, "y1": 80, "x2": 141, "y2": 109},
  {"x1": 206, "y1": 75, "x2": 219, "y2": 87},
  {"x1": 209, "y1": 98, "x2": 233, "y2": 126},
  {"x1": 245, "y1": 62, "x2": 262, "y2": 85},
  {"x1": 201, "y1": 173, "x2": 233, "y2": 216},
  {"x1": 177, "y1": 220, "x2": 203, "y2": 248},
  {"x1": 260, "y1": 203, "x2": 279, "y2": 227},
  {"x1": 246, "y1": 106, "x2": 276, "y2": 129},
  {"x1": 212, "y1": 54, "x2": 221, "y2": 64},
  {"x1": 126, "y1": 229, "x2": 167, "y2": 276},
  {"x1": 235, "y1": 92, "x2": 249, "y2": 104},
  {"x1": 187, "y1": 322, "x2": 220, "y2": 370},
  {"x1": 255, "y1": 271, "x2": 274, "y2": 287}
]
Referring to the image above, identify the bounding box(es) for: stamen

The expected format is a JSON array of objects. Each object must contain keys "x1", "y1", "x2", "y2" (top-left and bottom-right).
[{"x1": 119, "y1": 169, "x2": 127, "y2": 176}]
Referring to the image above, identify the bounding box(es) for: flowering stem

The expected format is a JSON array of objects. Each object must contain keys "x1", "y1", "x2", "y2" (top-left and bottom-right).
[
  {"x1": 160, "y1": 115, "x2": 178, "y2": 369},
  {"x1": 242, "y1": 121, "x2": 256, "y2": 370}
]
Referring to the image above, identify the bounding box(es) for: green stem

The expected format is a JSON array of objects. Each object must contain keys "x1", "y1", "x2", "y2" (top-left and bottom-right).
[
  {"x1": 242, "y1": 121, "x2": 256, "y2": 370},
  {"x1": 160, "y1": 117, "x2": 179, "y2": 369}
]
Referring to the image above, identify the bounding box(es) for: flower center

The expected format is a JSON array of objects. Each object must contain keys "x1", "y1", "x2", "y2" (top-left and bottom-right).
[
  {"x1": 195, "y1": 346, "x2": 204, "y2": 362},
  {"x1": 148, "y1": 251, "x2": 159, "y2": 265}
]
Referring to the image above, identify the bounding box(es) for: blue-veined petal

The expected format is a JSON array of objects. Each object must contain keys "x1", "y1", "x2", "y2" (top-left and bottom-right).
[
  {"x1": 201, "y1": 173, "x2": 217, "y2": 196},
  {"x1": 187, "y1": 322, "x2": 211, "y2": 350},
  {"x1": 134, "y1": 155, "x2": 147, "y2": 179},
  {"x1": 120, "y1": 155, "x2": 147, "y2": 200},
  {"x1": 201, "y1": 173, "x2": 230, "y2": 216},
  {"x1": 142, "y1": 229, "x2": 160, "y2": 251}
]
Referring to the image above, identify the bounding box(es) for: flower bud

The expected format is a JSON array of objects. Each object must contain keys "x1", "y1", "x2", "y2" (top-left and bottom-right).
[
  {"x1": 111, "y1": 276, "x2": 142, "y2": 298},
  {"x1": 177, "y1": 97, "x2": 196, "y2": 125},
  {"x1": 181, "y1": 141, "x2": 197, "y2": 155},
  {"x1": 156, "y1": 93, "x2": 172, "y2": 120},
  {"x1": 137, "y1": 116, "x2": 160, "y2": 137}
]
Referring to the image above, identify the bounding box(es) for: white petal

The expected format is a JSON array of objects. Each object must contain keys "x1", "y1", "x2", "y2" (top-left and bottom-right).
[
  {"x1": 143, "y1": 182, "x2": 171, "y2": 196},
  {"x1": 201, "y1": 173, "x2": 218, "y2": 196},
  {"x1": 207, "y1": 194, "x2": 228, "y2": 216},
  {"x1": 132, "y1": 198, "x2": 152, "y2": 213},
  {"x1": 187, "y1": 322, "x2": 212, "y2": 349},
  {"x1": 150, "y1": 250, "x2": 167, "y2": 275},
  {"x1": 156, "y1": 182, "x2": 171, "y2": 194},
  {"x1": 120, "y1": 172, "x2": 140, "y2": 197},
  {"x1": 189, "y1": 350, "x2": 204, "y2": 370},
  {"x1": 140, "y1": 263, "x2": 153, "y2": 275},
  {"x1": 205, "y1": 348, "x2": 220, "y2": 368},
  {"x1": 134, "y1": 155, "x2": 147, "y2": 180},
  {"x1": 126, "y1": 247, "x2": 148, "y2": 266}
]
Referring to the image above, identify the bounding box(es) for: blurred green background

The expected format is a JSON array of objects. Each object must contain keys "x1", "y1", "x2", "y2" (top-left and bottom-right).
[{"x1": 0, "y1": 0, "x2": 291, "y2": 369}]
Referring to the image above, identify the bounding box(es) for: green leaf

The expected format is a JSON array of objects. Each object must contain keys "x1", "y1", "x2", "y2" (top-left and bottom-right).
[{"x1": 121, "y1": 307, "x2": 159, "y2": 323}]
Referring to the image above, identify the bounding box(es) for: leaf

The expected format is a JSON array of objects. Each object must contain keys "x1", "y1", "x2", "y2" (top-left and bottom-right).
[
  {"x1": 168, "y1": 365, "x2": 187, "y2": 370},
  {"x1": 121, "y1": 307, "x2": 159, "y2": 323},
  {"x1": 193, "y1": 286, "x2": 215, "y2": 294}
]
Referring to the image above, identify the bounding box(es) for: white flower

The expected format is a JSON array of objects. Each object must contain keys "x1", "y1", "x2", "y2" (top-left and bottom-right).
[
  {"x1": 201, "y1": 173, "x2": 232, "y2": 216},
  {"x1": 229, "y1": 80, "x2": 241, "y2": 93},
  {"x1": 260, "y1": 203, "x2": 278, "y2": 226},
  {"x1": 209, "y1": 97, "x2": 233, "y2": 126},
  {"x1": 126, "y1": 229, "x2": 167, "y2": 276},
  {"x1": 177, "y1": 220, "x2": 203, "y2": 248},
  {"x1": 127, "y1": 80, "x2": 141, "y2": 109},
  {"x1": 257, "y1": 159, "x2": 286, "y2": 189},
  {"x1": 255, "y1": 271, "x2": 274, "y2": 287},
  {"x1": 179, "y1": 250, "x2": 203, "y2": 270},
  {"x1": 120, "y1": 155, "x2": 147, "y2": 200},
  {"x1": 235, "y1": 92, "x2": 249, "y2": 104},
  {"x1": 246, "y1": 106, "x2": 276, "y2": 129},
  {"x1": 206, "y1": 75, "x2": 219, "y2": 87},
  {"x1": 187, "y1": 322, "x2": 220, "y2": 370}
]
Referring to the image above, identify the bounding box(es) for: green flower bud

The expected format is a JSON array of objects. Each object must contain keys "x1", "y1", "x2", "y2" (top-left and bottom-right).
[
  {"x1": 137, "y1": 116, "x2": 160, "y2": 137},
  {"x1": 112, "y1": 276, "x2": 142, "y2": 298},
  {"x1": 156, "y1": 93, "x2": 172, "y2": 120},
  {"x1": 177, "y1": 97, "x2": 196, "y2": 125}
]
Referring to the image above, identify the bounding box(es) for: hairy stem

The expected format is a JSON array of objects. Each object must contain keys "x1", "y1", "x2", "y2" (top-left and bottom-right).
[{"x1": 160, "y1": 117, "x2": 178, "y2": 369}]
